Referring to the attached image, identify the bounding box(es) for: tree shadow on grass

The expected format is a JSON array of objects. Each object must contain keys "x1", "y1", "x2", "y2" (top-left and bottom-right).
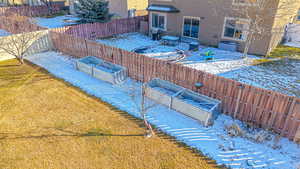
[
  {"x1": 0, "y1": 64, "x2": 21, "y2": 68},
  {"x1": 0, "y1": 127, "x2": 144, "y2": 141},
  {"x1": 7, "y1": 60, "x2": 224, "y2": 168}
]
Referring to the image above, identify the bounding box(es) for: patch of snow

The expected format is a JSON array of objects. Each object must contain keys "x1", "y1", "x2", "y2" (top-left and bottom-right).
[
  {"x1": 285, "y1": 23, "x2": 300, "y2": 43},
  {"x1": 0, "y1": 52, "x2": 14, "y2": 62},
  {"x1": 147, "y1": 5, "x2": 176, "y2": 12},
  {"x1": 0, "y1": 29, "x2": 14, "y2": 62},
  {"x1": 26, "y1": 51, "x2": 300, "y2": 169},
  {"x1": 97, "y1": 33, "x2": 258, "y2": 74},
  {"x1": 220, "y1": 59, "x2": 300, "y2": 97},
  {"x1": 284, "y1": 42, "x2": 300, "y2": 48},
  {"x1": 34, "y1": 15, "x2": 80, "y2": 28},
  {"x1": 97, "y1": 33, "x2": 160, "y2": 51},
  {"x1": 0, "y1": 29, "x2": 11, "y2": 37}
]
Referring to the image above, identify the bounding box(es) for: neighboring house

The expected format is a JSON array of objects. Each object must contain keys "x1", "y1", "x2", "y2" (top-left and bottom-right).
[
  {"x1": 69, "y1": 0, "x2": 148, "y2": 18},
  {"x1": 147, "y1": 0, "x2": 300, "y2": 55}
]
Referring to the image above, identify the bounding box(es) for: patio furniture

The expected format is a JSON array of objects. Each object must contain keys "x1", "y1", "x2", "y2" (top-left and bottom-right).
[
  {"x1": 76, "y1": 56, "x2": 127, "y2": 84},
  {"x1": 218, "y1": 40, "x2": 237, "y2": 52},
  {"x1": 161, "y1": 35, "x2": 180, "y2": 46},
  {"x1": 145, "y1": 78, "x2": 221, "y2": 126},
  {"x1": 151, "y1": 28, "x2": 163, "y2": 41}
]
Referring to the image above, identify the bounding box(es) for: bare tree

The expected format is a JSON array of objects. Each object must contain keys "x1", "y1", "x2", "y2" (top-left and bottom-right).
[
  {"x1": 209, "y1": 0, "x2": 299, "y2": 57},
  {"x1": 0, "y1": 31, "x2": 43, "y2": 65},
  {"x1": 120, "y1": 82, "x2": 157, "y2": 138},
  {"x1": 40, "y1": 0, "x2": 54, "y2": 14}
]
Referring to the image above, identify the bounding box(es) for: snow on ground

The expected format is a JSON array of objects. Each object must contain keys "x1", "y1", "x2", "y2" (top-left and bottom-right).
[
  {"x1": 220, "y1": 59, "x2": 300, "y2": 97},
  {"x1": 0, "y1": 52, "x2": 14, "y2": 62},
  {"x1": 97, "y1": 32, "x2": 300, "y2": 97},
  {"x1": 0, "y1": 29, "x2": 11, "y2": 37},
  {"x1": 97, "y1": 33, "x2": 258, "y2": 74},
  {"x1": 284, "y1": 42, "x2": 300, "y2": 48},
  {"x1": 34, "y1": 15, "x2": 80, "y2": 28},
  {"x1": 26, "y1": 51, "x2": 300, "y2": 169},
  {"x1": 0, "y1": 29, "x2": 14, "y2": 62}
]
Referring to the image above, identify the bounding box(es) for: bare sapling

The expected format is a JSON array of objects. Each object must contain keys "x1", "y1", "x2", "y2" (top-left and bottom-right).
[
  {"x1": 122, "y1": 82, "x2": 157, "y2": 138},
  {"x1": 0, "y1": 31, "x2": 43, "y2": 65},
  {"x1": 209, "y1": 0, "x2": 299, "y2": 57}
]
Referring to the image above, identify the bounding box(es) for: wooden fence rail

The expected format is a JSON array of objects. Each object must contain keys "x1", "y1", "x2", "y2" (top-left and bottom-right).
[
  {"x1": 0, "y1": 15, "x2": 45, "y2": 34},
  {"x1": 52, "y1": 16, "x2": 148, "y2": 39},
  {"x1": 0, "y1": 14, "x2": 146, "y2": 38},
  {"x1": 49, "y1": 31, "x2": 300, "y2": 142},
  {"x1": 0, "y1": 4, "x2": 63, "y2": 17}
]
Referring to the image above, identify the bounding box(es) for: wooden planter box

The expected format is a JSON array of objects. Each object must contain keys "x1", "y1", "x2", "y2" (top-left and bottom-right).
[
  {"x1": 145, "y1": 78, "x2": 184, "y2": 108},
  {"x1": 173, "y1": 90, "x2": 221, "y2": 126},
  {"x1": 76, "y1": 56, "x2": 127, "y2": 84},
  {"x1": 145, "y1": 78, "x2": 221, "y2": 126}
]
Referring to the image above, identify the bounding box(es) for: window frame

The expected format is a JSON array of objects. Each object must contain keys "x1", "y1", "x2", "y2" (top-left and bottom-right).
[
  {"x1": 232, "y1": 0, "x2": 258, "y2": 6},
  {"x1": 181, "y1": 16, "x2": 201, "y2": 39},
  {"x1": 221, "y1": 17, "x2": 250, "y2": 42},
  {"x1": 150, "y1": 12, "x2": 167, "y2": 31}
]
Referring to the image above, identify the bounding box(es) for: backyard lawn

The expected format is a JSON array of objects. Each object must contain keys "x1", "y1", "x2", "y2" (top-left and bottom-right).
[
  {"x1": 268, "y1": 45, "x2": 300, "y2": 58},
  {"x1": 0, "y1": 59, "x2": 219, "y2": 169}
]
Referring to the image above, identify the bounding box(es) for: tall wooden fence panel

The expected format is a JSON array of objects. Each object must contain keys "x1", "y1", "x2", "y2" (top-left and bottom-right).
[
  {"x1": 52, "y1": 16, "x2": 148, "y2": 40},
  {"x1": 0, "y1": 15, "x2": 45, "y2": 34},
  {"x1": 49, "y1": 31, "x2": 300, "y2": 141},
  {"x1": 0, "y1": 4, "x2": 63, "y2": 17}
]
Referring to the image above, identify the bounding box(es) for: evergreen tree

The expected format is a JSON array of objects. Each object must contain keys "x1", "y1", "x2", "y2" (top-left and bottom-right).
[{"x1": 74, "y1": 0, "x2": 112, "y2": 23}]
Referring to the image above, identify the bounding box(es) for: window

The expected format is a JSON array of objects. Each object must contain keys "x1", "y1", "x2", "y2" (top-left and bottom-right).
[
  {"x1": 222, "y1": 17, "x2": 249, "y2": 41},
  {"x1": 183, "y1": 17, "x2": 200, "y2": 39},
  {"x1": 233, "y1": 0, "x2": 257, "y2": 5},
  {"x1": 151, "y1": 13, "x2": 166, "y2": 30}
]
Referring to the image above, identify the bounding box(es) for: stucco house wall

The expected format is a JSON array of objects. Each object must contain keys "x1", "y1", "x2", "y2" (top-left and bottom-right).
[
  {"x1": 148, "y1": 0, "x2": 300, "y2": 55},
  {"x1": 108, "y1": 0, "x2": 128, "y2": 18}
]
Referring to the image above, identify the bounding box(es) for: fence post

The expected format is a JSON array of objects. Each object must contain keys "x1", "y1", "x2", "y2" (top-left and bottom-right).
[
  {"x1": 280, "y1": 97, "x2": 296, "y2": 137},
  {"x1": 234, "y1": 84, "x2": 244, "y2": 119},
  {"x1": 84, "y1": 39, "x2": 89, "y2": 56},
  {"x1": 294, "y1": 125, "x2": 300, "y2": 143}
]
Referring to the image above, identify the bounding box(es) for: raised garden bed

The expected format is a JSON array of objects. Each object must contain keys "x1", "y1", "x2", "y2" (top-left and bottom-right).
[
  {"x1": 76, "y1": 56, "x2": 127, "y2": 84},
  {"x1": 145, "y1": 78, "x2": 221, "y2": 126},
  {"x1": 145, "y1": 78, "x2": 184, "y2": 107},
  {"x1": 173, "y1": 90, "x2": 220, "y2": 126}
]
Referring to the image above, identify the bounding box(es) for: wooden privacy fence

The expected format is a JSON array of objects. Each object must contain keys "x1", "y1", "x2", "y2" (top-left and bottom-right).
[
  {"x1": 49, "y1": 31, "x2": 300, "y2": 142},
  {"x1": 0, "y1": 15, "x2": 45, "y2": 34},
  {"x1": 0, "y1": 30, "x2": 53, "y2": 61},
  {"x1": 0, "y1": 4, "x2": 63, "y2": 17},
  {"x1": 52, "y1": 16, "x2": 148, "y2": 39}
]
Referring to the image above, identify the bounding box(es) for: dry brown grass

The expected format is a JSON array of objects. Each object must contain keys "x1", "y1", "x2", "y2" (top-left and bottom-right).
[{"x1": 0, "y1": 59, "x2": 221, "y2": 169}]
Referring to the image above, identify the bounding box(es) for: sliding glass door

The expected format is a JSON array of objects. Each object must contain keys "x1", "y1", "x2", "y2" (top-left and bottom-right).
[{"x1": 183, "y1": 17, "x2": 200, "y2": 39}]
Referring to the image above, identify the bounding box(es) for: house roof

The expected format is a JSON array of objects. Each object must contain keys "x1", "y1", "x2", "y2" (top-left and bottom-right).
[{"x1": 147, "y1": 4, "x2": 180, "y2": 13}]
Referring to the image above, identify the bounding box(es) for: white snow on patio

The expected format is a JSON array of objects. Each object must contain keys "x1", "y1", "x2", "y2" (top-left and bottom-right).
[
  {"x1": 26, "y1": 51, "x2": 300, "y2": 169},
  {"x1": 97, "y1": 33, "x2": 258, "y2": 75},
  {"x1": 34, "y1": 15, "x2": 80, "y2": 28},
  {"x1": 284, "y1": 42, "x2": 300, "y2": 48},
  {"x1": 97, "y1": 33, "x2": 300, "y2": 97},
  {"x1": 0, "y1": 29, "x2": 11, "y2": 37}
]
